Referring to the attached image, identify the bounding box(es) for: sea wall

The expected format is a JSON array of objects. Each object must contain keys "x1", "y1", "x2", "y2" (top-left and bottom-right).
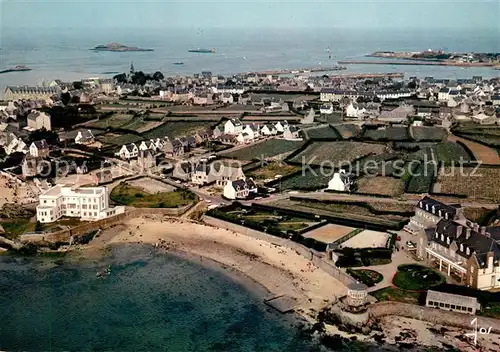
[
  {"x1": 369, "y1": 301, "x2": 500, "y2": 334},
  {"x1": 202, "y1": 215, "x2": 357, "y2": 287},
  {"x1": 20, "y1": 204, "x2": 194, "y2": 245}
]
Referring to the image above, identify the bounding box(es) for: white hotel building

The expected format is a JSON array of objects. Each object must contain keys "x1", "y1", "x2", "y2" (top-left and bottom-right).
[{"x1": 36, "y1": 185, "x2": 124, "y2": 223}]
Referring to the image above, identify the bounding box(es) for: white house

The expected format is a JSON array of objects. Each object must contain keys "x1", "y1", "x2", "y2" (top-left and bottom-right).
[
  {"x1": 224, "y1": 118, "x2": 244, "y2": 135},
  {"x1": 243, "y1": 124, "x2": 260, "y2": 139},
  {"x1": 29, "y1": 139, "x2": 50, "y2": 158},
  {"x1": 118, "y1": 143, "x2": 139, "y2": 159},
  {"x1": 27, "y1": 110, "x2": 52, "y2": 131},
  {"x1": 274, "y1": 121, "x2": 288, "y2": 133},
  {"x1": 36, "y1": 185, "x2": 124, "y2": 223},
  {"x1": 139, "y1": 140, "x2": 155, "y2": 151},
  {"x1": 223, "y1": 179, "x2": 257, "y2": 200},
  {"x1": 220, "y1": 93, "x2": 234, "y2": 104},
  {"x1": 346, "y1": 103, "x2": 366, "y2": 119},
  {"x1": 261, "y1": 124, "x2": 277, "y2": 136},
  {"x1": 300, "y1": 108, "x2": 315, "y2": 124},
  {"x1": 320, "y1": 103, "x2": 334, "y2": 115},
  {"x1": 327, "y1": 170, "x2": 352, "y2": 192},
  {"x1": 438, "y1": 88, "x2": 451, "y2": 102},
  {"x1": 283, "y1": 125, "x2": 301, "y2": 140},
  {"x1": 75, "y1": 130, "x2": 95, "y2": 145}
]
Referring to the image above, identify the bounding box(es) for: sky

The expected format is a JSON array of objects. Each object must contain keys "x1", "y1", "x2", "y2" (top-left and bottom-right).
[{"x1": 1, "y1": 0, "x2": 499, "y2": 31}]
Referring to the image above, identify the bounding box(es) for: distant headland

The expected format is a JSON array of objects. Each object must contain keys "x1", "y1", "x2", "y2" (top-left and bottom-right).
[
  {"x1": 91, "y1": 43, "x2": 154, "y2": 52},
  {"x1": 339, "y1": 49, "x2": 500, "y2": 68}
]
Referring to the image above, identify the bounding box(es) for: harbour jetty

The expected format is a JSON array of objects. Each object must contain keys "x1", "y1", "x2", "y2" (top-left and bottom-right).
[{"x1": 0, "y1": 65, "x2": 32, "y2": 74}]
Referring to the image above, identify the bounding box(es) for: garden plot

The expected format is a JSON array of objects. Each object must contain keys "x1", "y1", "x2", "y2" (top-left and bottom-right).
[
  {"x1": 127, "y1": 177, "x2": 175, "y2": 194},
  {"x1": 410, "y1": 126, "x2": 447, "y2": 141},
  {"x1": 302, "y1": 223, "x2": 356, "y2": 244},
  {"x1": 331, "y1": 124, "x2": 361, "y2": 139},
  {"x1": 289, "y1": 141, "x2": 387, "y2": 166},
  {"x1": 222, "y1": 139, "x2": 305, "y2": 162},
  {"x1": 341, "y1": 230, "x2": 390, "y2": 249},
  {"x1": 355, "y1": 176, "x2": 406, "y2": 197}
]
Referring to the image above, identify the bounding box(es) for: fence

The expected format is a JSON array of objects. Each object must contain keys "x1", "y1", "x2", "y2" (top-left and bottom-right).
[
  {"x1": 202, "y1": 215, "x2": 357, "y2": 287},
  {"x1": 369, "y1": 301, "x2": 500, "y2": 334}
]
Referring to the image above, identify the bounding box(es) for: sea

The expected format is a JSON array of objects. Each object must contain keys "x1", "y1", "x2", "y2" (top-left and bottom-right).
[
  {"x1": 0, "y1": 245, "x2": 322, "y2": 352},
  {"x1": 0, "y1": 26, "x2": 499, "y2": 94}
]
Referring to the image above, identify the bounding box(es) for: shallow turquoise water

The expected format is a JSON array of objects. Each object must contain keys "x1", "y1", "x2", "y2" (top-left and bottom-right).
[{"x1": 0, "y1": 245, "x2": 319, "y2": 351}]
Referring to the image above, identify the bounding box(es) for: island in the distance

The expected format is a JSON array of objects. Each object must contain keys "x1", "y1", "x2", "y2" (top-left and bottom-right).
[{"x1": 91, "y1": 43, "x2": 154, "y2": 52}]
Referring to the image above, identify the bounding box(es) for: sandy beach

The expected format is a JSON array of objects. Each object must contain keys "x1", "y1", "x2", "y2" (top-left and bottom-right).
[
  {"x1": 89, "y1": 214, "x2": 347, "y2": 314},
  {"x1": 82, "y1": 215, "x2": 500, "y2": 351}
]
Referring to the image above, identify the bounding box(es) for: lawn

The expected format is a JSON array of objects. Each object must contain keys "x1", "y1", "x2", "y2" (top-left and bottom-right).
[
  {"x1": 347, "y1": 269, "x2": 384, "y2": 287},
  {"x1": 88, "y1": 114, "x2": 136, "y2": 129},
  {"x1": 110, "y1": 183, "x2": 196, "y2": 208},
  {"x1": 246, "y1": 161, "x2": 301, "y2": 180},
  {"x1": 222, "y1": 139, "x2": 305, "y2": 161},
  {"x1": 393, "y1": 264, "x2": 445, "y2": 291},
  {"x1": 371, "y1": 286, "x2": 421, "y2": 305},
  {"x1": 355, "y1": 176, "x2": 406, "y2": 196},
  {"x1": 435, "y1": 167, "x2": 500, "y2": 202},
  {"x1": 289, "y1": 141, "x2": 387, "y2": 166},
  {"x1": 96, "y1": 133, "x2": 142, "y2": 147}
]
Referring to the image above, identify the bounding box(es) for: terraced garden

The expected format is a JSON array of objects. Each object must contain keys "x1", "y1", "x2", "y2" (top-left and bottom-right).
[
  {"x1": 222, "y1": 139, "x2": 305, "y2": 161},
  {"x1": 289, "y1": 141, "x2": 387, "y2": 166}
]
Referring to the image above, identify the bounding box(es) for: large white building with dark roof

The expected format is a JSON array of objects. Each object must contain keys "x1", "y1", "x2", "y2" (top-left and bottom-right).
[
  {"x1": 412, "y1": 196, "x2": 500, "y2": 291},
  {"x1": 4, "y1": 86, "x2": 60, "y2": 103}
]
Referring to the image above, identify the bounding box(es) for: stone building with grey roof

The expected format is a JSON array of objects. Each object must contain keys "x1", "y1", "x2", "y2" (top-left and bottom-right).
[{"x1": 411, "y1": 196, "x2": 500, "y2": 291}]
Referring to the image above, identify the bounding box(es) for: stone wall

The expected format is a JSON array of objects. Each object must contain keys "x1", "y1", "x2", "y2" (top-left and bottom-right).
[
  {"x1": 20, "y1": 203, "x2": 194, "y2": 245},
  {"x1": 369, "y1": 301, "x2": 500, "y2": 334},
  {"x1": 202, "y1": 215, "x2": 357, "y2": 287}
]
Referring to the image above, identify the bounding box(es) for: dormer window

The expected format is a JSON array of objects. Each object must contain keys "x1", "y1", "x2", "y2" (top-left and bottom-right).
[
  {"x1": 460, "y1": 244, "x2": 464, "y2": 251},
  {"x1": 466, "y1": 247, "x2": 470, "y2": 255},
  {"x1": 447, "y1": 237, "x2": 450, "y2": 245},
  {"x1": 441, "y1": 234, "x2": 444, "y2": 241},
  {"x1": 435, "y1": 233, "x2": 438, "y2": 238}
]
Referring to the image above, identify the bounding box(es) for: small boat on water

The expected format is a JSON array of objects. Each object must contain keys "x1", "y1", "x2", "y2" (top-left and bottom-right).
[
  {"x1": 173, "y1": 62, "x2": 184, "y2": 65},
  {"x1": 0, "y1": 65, "x2": 32, "y2": 74},
  {"x1": 188, "y1": 48, "x2": 216, "y2": 53}
]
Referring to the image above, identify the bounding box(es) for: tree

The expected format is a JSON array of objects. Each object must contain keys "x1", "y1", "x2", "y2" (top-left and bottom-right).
[
  {"x1": 73, "y1": 81, "x2": 83, "y2": 90},
  {"x1": 29, "y1": 129, "x2": 59, "y2": 145},
  {"x1": 152, "y1": 71, "x2": 164, "y2": 81},
  {"x1": 35, "y1": 221, "x2": 43, "y2": 232},
  {"x1": 113, "y1": 73, "x2": 127, "y2": 83},
  {"x1": 408, "y1": 81, "x2": 418, "y2": 89},
  {"x1": 61, "y1": 92, "x2": 71, "y2": 106}
]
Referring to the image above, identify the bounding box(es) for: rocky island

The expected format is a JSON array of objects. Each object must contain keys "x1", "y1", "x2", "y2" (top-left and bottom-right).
[
  {"x1": 338, "y1": 50, "x2": 500, "y2": 68},
  {"x1": 91, "y1": 43, "x2": 153, "y2": 52}
]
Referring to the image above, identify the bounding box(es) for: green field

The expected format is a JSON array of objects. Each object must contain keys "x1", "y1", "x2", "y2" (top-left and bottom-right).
[
  {"x1": 289, "y1": 141, "x2": 387, "y2": 166},
  {"x1": 410, "y1": 126, "x2": 447, "y2": 141},
  {"x1": 331, "y1": 124, "x2": 361, "y2": 139},
  {"x1": 246, "y1": 161, "x2": 300, "y2": 180},
  {"x1": 142, "y1": 122, "x2": 213, "y2": 140},
  {"x1": 222, "y1": 139, "x2": 305, "y2": 161},
  {"x1": 277, "y1": 167, "x2": 332, "y2": 190},
  {"x1": 302, "y1": 125, "x2": 341, "y2": 140},
  {"x1": 363, "y1": 126, "x2": 409, "y2": 141},
  {"x1": 96, "y1": 133, "x2": 142, "y2": 146},
  {"x1": 110, "y1": 183, "x2": 195, "y2": 208},
  {"x1": 434, "y1": 141, "x2": 473, "y2": 163},
  {"x1": 393, "y1": 264, "x2": 445, "y2": 291}
]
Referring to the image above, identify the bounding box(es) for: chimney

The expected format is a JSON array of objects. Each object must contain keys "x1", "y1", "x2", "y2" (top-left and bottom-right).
[
  {"x1": 480, "y1": 226, "x2": 487, "y2": 235},
  {"x1": 473, "y1": 223, "x2": 479, "y2": 233},
  {"x1": 466, "y1": 228, "x2": 471, "y2": 239},
  {"x1": 487, "y1": 252, "x2": 494, "y2": 270},
  {"x1": 456, "y1": 225, "x2": 463, "y2": 237}
]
